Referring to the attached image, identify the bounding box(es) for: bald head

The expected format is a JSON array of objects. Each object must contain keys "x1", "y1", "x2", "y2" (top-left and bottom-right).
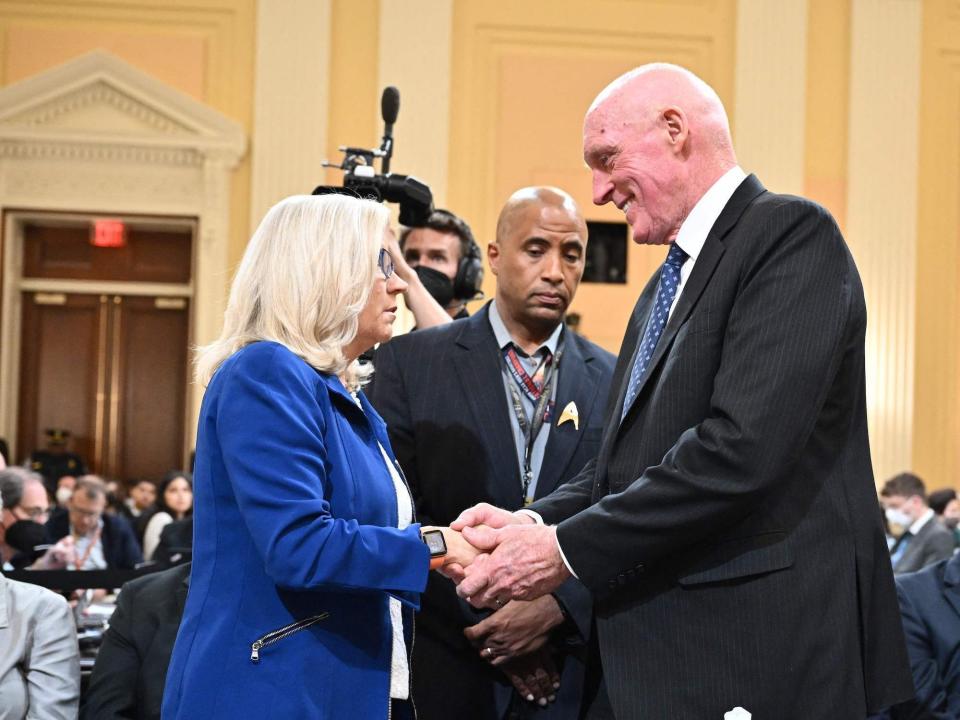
[
  {"x1": 496, "y1": 186, "x2": 586, "y2": 246},
  {"x1": 583, "y1": 63, "x2": 737, "y2": 245},
  {"x1": 588, "y1": 63, "x2": 733, "y2": 151},
  {"x1": 488, "y1": 186, "x2": 588, "y2": 349}
]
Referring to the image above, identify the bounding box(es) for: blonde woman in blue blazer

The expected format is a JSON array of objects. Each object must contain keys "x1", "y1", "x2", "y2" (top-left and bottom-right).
[{"x1": 162, "y1": 194, "x2": 477, "y2": 720}]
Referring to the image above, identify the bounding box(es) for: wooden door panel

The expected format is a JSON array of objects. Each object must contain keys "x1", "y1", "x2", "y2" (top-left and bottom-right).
[
  {"x1": 17, "y1": 293, "x2": 105, "y2": 468},
  {"x1": 23, "y1": 222, "x2": 193, "y2": 283},
  {"x1": 112, "y1": 296, "x2": 189, "y2": 480}
]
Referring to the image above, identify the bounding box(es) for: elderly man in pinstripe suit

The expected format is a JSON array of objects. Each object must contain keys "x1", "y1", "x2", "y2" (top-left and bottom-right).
[{"x1": 452, "y1": 63, "x2": 914, "y2": 719}]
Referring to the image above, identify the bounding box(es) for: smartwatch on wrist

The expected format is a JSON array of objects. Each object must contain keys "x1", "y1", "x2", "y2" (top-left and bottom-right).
[{"x1": 421, "y1": 529, "x2": 447, "y2": 570}]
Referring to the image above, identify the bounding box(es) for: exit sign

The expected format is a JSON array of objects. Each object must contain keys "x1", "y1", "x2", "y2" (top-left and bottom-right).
[{"x1": 91, "y1": 219, "x2": 127, "y2": 248}]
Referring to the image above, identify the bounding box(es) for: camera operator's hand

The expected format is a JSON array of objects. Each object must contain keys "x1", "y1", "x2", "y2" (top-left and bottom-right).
[{"x1": 386, "y1": 227, "x2": 452, "y2": 330}]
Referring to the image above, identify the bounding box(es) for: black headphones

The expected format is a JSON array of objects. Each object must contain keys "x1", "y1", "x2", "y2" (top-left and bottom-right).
[
  {"x1": 425, "y1": 209, "x2": 484, "y2": 301},
  {"x1": 453, "y1": 235, "x2": 484, "y2": 301}
]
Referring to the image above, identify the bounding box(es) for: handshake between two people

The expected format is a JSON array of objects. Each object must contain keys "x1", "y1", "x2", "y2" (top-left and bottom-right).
[
  {"x1": 422, "y1": 502, "x2": 573, "y2": 610},
  {"x1": 422, "y1": 504, "x2": 576, "y2": 708}
]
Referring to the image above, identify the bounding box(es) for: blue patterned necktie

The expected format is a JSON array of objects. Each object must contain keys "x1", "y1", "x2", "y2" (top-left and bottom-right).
[
  {"x1": 621, "y1": 242, "x2": 688, "y2": 420},
  {"x1": 889, "y1": 531, "x2": 912, "y2": 566}
]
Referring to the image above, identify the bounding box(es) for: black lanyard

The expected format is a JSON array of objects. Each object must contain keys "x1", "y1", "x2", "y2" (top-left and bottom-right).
[{"x1": 503, "y1": 346, "x2": 563, "y2": 505}]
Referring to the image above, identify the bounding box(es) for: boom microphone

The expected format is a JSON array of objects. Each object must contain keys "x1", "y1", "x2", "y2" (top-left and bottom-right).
[{"x1": 381, "y1": 86, "x2": 400, "y2": 126}]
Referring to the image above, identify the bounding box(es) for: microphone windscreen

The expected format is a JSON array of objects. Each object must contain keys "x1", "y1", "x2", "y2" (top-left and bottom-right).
[{"x1": 381, "y1": 86, "x2": 400, "y2": 125}]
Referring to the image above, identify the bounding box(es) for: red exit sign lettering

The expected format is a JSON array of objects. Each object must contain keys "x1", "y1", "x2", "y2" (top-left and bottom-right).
[{"x1": 91, "y1": 219, "x2": 127, "y2": 248}]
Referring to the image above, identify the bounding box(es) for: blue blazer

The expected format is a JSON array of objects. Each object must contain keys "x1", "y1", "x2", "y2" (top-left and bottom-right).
[{"x1": 162, "y1": 342, "x2": 430, "y2": 720}]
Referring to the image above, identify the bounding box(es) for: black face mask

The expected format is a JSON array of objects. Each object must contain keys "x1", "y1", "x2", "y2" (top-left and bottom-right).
[
  {"x1": 5, "y1": 519, "x2": 46, "y2": 555},
  {"x1": 415, "y1": 265, "x2": 455, "y2": 308}
]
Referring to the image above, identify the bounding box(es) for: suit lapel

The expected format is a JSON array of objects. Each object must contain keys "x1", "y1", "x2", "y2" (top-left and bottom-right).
[
  {"x1": 608, "y1": 280, "x2": 658, "y2": 423},
  {"x1": 537, "y1": 334, "x2": 600, "y2": 497},
  {"x1": 896, "y1": 521, "x2": 931, "y2": 571},
  {"x1": 619, "y1": 174, "x2": 767, "y2": 427},
  {"x1": 452, "y1": 306, "x2": 522, "y2": 496},
  {"x1": 942, "y1": 555, "x2": 960, "y2": 621}
]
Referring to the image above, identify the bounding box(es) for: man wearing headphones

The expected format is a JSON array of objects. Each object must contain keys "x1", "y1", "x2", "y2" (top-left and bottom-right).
[
  {"x1": 399, "y1": 209, "x2": 484, "y2": 320},
  {"x1": 370, "y1": 187, "x2": 615, "y2": 719}
]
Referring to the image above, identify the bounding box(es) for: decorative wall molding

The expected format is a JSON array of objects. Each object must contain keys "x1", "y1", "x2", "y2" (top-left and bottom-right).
[
  {"x1": 0, "y1": 50, "x2": 245, "y2": 157},
  {"x1": 846, "y1": 0, "x2": 921, "y2": 481},
  {"x1": 248, "y1": 0, "x2": 331, "y2": 228},
  {"x1": 913, "y1": 3, "x2": 960, "y2": 485},
  {"x1": 378, "y1": 0, "x2": 453, "y2": 209},
  {"x1": 734, "y1": 0, "x2": 808, "y2": 196},
  {"x1": 6, "y1": 81, "x2": 195, "y2": 135},
  {"x1": 0, "y1": 141, "x2": 202, "y2": 165},
  {"x1": 0, "y1": 50, "x2": 247, "y2": 454}
]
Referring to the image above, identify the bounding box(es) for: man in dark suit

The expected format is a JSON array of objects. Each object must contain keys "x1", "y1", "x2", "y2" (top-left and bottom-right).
[
  {"x1": 452, "y1": 63, "x2": 913, "y2": 718},
  {"x1": 82, "y1": 562, "x2": 190, "y2": 720},
  {"x1": 42, "y1": 477, "x2": 141, "y2": 570},
  {"x1": 370, "y1": 186, "x2": 615, "y2": 719},
  {"x1": 886, "y1": 552, "x2": 960, "y2": 719},
  {"x1": 881, "y1": 472, "x2": 955, "y2": 574}
]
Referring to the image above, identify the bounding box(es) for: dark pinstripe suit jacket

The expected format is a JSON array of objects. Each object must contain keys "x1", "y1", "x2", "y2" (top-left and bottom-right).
[
  {"x1": 369, "y1": 306, "x2": 615, "y2": 719},
  {"x1": 529, "y1": 175, "x2": 914, "y2": 719}
]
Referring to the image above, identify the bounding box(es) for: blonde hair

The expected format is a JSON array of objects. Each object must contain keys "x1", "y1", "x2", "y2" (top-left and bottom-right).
[{"x1": 195, "y1": 194, "x2": 389, "y2": 388}]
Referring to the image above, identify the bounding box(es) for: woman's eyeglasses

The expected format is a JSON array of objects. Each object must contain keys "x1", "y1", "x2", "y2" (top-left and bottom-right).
[{"x1": 378, "y1": 248, "x2": 395, "y2": 280}]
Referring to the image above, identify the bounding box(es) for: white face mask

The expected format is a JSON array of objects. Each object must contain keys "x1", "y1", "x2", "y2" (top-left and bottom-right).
[
  {"x1": 55, "y1": 487, "x2": 73, "y2": 506},
  {"x1": 885, "y1": 507, "x2": 913, "y2": 531}
]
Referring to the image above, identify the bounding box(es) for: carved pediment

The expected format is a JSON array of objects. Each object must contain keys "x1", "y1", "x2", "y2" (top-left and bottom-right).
[
  {"x1": 4, "y1": 80, "x2": 195, "y2": 137},
  {"x1": 0, "y1": 50, "x2": 245, "y2": 158}
]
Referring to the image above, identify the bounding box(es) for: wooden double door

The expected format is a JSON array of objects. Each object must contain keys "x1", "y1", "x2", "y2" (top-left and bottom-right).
[{"x1": 18, "y1": 291, "x2": 190, "y2": 481}]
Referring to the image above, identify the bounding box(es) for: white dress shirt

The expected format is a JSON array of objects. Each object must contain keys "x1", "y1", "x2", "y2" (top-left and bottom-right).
[
  {"x1": 351, "y1": 388, "x2": 413, "y2": 700},
  {"x1": 69, "y1": 519, "x2": 107, "y2": 570},
  {"x1": 908, "y1": 508, "x2": 936, "y2": 536},
  {"x1": 670, "y1": 165, "x2": 747, "y2": 316}
]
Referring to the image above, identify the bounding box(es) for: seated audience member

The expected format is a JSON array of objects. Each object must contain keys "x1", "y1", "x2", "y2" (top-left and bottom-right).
[
  {"x1": 40, "y1": 476, "x2": 142, "y2": 570},
  {"x1": 886, "y1": 551, "x2": 960, "y2": 718},
  {"x1": 0, "y1": 489, "x2": 81, "y2": 719},
  {"x1": 152, "y1": 517, "x2": 192, "y2": 567},
  {"x1": 121, "y1": 478, "x2": 158, "y2": 547},
  {"x1": 928, "y1": 488, "x2": 957, "y2": 520},
  {"x1": 82, "y1": 562, "x2": 191, "y2": 720},
  {"x1": 928, "y1": 488, "x2": 960, "y2": 545},
  {"x1": 881, "y1": 472, "x2": 956, "y2": 574},
  {"x1": 0, "y1": 467, "x2": 51, "y2": 569},
  {"x1": 103, "y1": 478, "x2": 126, "y2": 516},
  {"x1": 54, "y1": 474, "x2": 77, "y2": 508},
  {"x1": 142, "y1": 471, "x2": 193, "y2": 562},
  {"x1": 946, "y1": 502, "x2": 960, "y2": 548}
]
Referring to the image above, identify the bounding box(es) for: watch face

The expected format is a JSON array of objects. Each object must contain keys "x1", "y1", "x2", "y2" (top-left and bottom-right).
[{"x1": 424, "y1": 530, "x2": 446, "y2": 556}]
